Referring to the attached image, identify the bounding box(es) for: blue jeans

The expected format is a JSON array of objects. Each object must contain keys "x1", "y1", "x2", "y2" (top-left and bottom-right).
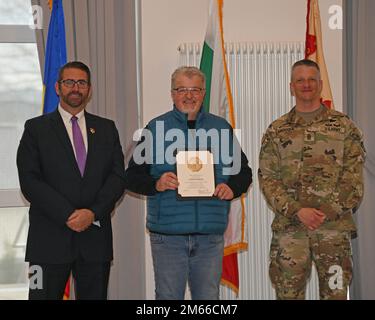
[{"x1": 150, "y1": 233, "x2": 224, "y2": 300}]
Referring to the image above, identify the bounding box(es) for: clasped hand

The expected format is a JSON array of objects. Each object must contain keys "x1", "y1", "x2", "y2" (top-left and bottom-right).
[
  {"x1": 297, "y1": 208, "x2": 326, "y2": 231},
  {"x1": 66, "y1": 209, "x2": 95, "y2": 232}
]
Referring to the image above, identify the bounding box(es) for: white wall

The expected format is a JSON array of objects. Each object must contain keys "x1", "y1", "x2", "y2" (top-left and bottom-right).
[
  {"x1": 142, "y1": 0, "x2": 343, "y2": 126},
  {"x1": 140, "y1": 0, "x2": 343, "y2": 299}
]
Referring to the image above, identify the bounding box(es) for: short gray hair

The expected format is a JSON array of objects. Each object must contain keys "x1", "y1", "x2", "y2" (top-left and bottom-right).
[{"x1": 171, "y1": 66, "x2": 206, "y2": 89}]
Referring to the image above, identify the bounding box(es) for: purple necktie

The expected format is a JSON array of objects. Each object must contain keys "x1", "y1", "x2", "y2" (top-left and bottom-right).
[{"x1": 71, "y1": 116, "x2": 87, "y2": 176}]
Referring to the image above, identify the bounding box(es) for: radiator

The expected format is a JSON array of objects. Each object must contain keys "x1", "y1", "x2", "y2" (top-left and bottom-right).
[{"x1": 178, "y1": 42, "x2": 320, "y2": 300}]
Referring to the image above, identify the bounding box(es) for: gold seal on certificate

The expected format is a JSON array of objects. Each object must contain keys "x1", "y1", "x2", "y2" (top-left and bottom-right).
[{"x1": 176, "y1": 150, "x2": 215, "y2": 198}]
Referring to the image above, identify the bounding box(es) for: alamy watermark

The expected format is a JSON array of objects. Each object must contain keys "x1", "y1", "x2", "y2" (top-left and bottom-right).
[
  {"x1": 132, "y1": 122, "x2": 242, "y2": 175},
  {"x1": 29, "y1": 265, "x2": 43, "y2": 290},
  {"x1": 30, "y1": 5, "x2": 43, "y2": 30},
  {"x1": 29, "y1": 5, "x2": 343, "y2": 31},
  {"x1": 328, "y1": 265, "x2": 343, "y2": 290},
  {"x1": 328, "y1": 5, "x2": 343, "y2": 30}
]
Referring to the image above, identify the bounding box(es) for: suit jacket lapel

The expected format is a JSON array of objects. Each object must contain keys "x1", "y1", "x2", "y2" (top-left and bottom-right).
[
  {"x1": 49, "y1": 109, "x2": 82, "y2": 177},
  {"x1": 84, "y1": 111, "x2": 98, "y2": 177}
]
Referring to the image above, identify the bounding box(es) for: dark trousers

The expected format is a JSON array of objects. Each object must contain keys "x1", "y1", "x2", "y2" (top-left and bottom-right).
[{"x1": 28, "y1": 260, "x2": 111, "y2": 300}]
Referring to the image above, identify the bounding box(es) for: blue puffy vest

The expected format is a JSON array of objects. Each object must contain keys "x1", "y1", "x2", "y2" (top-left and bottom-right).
[{"x1": 146, "y1": 107, "x2": 235, "y2": 234}]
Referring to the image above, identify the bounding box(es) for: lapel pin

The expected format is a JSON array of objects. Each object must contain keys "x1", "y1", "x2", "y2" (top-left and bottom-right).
[{"x1": 90, "y1": 128, "x2": 96, "y2": 134}]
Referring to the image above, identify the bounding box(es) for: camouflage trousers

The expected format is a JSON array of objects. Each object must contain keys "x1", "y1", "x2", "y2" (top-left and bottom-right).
[{"x1": 269, "y1": 229, "x2": 353, "y2": 300}]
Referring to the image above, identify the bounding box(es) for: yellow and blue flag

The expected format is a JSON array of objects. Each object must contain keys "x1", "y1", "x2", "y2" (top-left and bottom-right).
[
  {"x1": 43, "y1": 0, "x2": 71, "y2": 300},
  {"x1": 43, "y1": 0, "x2": 67, "y2": 114}
]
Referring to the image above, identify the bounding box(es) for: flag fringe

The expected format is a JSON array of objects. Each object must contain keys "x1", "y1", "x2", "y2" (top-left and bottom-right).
[
  {"x1": 224, "y1": 242, "x2": 248, "y2": 256},
  {"x1": 305, "y1": 0, "x2": 312, "y2": 58},
  {"x1": 217, "y1": 0, "x2": 247, "y2": 253},
  {"x1": 41, "y1": 85, "x2": 46, "y2": 114},
  {"x1": 240, "y1": 195, "x2": 246, "y2": 242},
  {"x1": 217, "y1": 0, "x2": 236, "y2": 128},
  {"x1": 220, "y1": 279, "x2": 239, "y2": 296}
]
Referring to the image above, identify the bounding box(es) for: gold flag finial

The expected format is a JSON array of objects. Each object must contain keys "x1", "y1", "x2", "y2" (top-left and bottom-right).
[{"x1": 48, "y1": 0, "x2": 53, "y2": 10}]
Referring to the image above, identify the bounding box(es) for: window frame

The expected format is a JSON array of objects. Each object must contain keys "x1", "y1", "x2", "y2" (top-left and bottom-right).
[
  {"x1": 0, "y1": 25, "x2": 35, "y2": 43},
  {"x1": 0, "y1": 22, "x2": 37, "y2": 208}
]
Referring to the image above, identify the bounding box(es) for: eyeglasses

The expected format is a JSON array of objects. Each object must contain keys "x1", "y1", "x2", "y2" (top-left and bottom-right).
[
  {"x1": 60, "y1": 79, "x2": 90, "y2": 89},
  {"x1": 172, "y1": 87, "x2": 205, "y2": 96}
]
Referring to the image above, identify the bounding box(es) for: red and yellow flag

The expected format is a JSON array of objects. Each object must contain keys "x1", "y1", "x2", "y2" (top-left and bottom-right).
[
  {"x1": 63, "y1": 277, "x2": 71, "y2": 300},
  {"x1": 305, "y1": 0, "x2": 334, "y2": 109}
]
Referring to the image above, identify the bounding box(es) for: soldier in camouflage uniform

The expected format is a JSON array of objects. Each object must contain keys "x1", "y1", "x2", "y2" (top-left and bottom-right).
[{"x1": 258, "y1": 59, "x2": 366, "y2": 300}]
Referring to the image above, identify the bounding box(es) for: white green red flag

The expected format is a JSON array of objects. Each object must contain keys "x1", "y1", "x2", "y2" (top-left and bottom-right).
[{"x1": 199, "y1": 0, "x2": 248, "y2": 296}]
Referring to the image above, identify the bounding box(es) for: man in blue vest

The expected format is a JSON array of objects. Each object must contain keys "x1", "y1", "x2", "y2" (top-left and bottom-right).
[{"x1": 125, "y1": 66, "x2": 252, "y2": 300}]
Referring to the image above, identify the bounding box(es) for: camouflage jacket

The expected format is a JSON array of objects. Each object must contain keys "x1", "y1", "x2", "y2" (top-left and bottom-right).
[{"x1": 258, "y1": 105, "x2": 366, "y2": 233}]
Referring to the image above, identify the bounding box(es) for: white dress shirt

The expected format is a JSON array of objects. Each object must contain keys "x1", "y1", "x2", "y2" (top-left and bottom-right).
[
  {"x1": 58, "y1": 105, "x2": 88, "y2": 157},
  {"x1": 58, "y1": 105, "x2": 100, "y2": 227}
]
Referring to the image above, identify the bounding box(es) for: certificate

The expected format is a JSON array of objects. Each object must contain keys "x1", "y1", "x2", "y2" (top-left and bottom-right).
[{"x1": 176, "y1": 150, "x2": 215, "y2": 198}]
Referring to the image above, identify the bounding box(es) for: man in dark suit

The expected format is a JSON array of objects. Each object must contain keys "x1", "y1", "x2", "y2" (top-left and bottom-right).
[{"x1": 16, "y1": 61, "x2": 125, "y2": 300}]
